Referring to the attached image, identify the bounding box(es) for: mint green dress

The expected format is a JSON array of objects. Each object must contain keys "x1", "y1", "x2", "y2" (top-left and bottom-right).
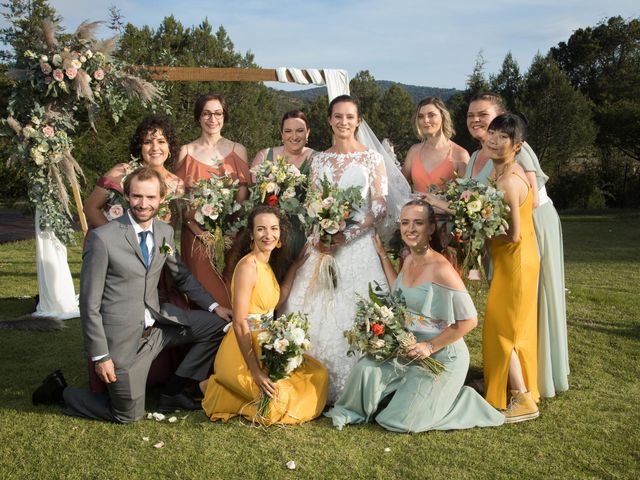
[
  {"x1": 515, "y1": 143, "x2": 569, "y2": 398},
  {"x1": 325, "y1": 273, "x2": 504, "y2": 432}
]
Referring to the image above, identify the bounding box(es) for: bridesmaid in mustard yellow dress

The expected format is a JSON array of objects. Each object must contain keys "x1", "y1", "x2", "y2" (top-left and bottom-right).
[
  {"x1": 482, "y1": 114, "x2": 540, "y2": 423},
  {"x1": 200, "y1": 206, "x2": 328, "y2": 424}
]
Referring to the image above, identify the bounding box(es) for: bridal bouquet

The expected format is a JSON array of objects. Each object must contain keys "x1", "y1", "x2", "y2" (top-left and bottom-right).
[
  {"x1": 344, "y1": 283, "x2": 445, "y2": 376},
  {"x1": 248, "y1": 155, "x2": 307, "y2": 216},
  {"x1": 188, "y1": 172, "x2": 242, "y2": 273},
  {"x1": 256, "y1": 312, "x2": 311, "y2": 418},
  {"x1": 443, "y1": 177, "x2": 510, "y2": 278},
  {"x1": 300, "y1": 175, "x2": 363, "y2": 289}
]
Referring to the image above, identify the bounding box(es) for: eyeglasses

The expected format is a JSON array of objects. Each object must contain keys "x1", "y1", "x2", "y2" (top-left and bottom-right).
[{"x1": 201, "y1": 110, "x2": 224, "y2": 120}]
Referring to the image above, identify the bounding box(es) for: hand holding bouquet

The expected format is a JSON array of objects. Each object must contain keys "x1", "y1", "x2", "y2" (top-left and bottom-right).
[
  {"x1": 299, "y1": 175, "x2": 363, "y2": 290},
  {"x1": 443, "y1": 177, "x2": 510, "y2": 277},
  {"x1": 344, "y1": 283, "x2": 445, "y2": 376},
  {"x1": 188, "y1": 172, "x2": 242, "y2": 273},
  {"x1": 255, "y1": 312, "x2": 311, "y2": 419}
]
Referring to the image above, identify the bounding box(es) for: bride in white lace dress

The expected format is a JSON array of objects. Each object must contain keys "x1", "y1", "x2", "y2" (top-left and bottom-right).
[{"x1": 283, "y1": 95, "x2": 389, "y2": 402}]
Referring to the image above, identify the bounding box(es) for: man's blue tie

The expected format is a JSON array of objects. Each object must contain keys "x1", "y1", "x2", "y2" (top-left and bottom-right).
[{"x1": 138, "y1": 231, "x2": 150, "y2": 267}]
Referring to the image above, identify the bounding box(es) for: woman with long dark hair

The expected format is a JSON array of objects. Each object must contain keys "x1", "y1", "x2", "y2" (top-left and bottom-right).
[{"x1": 200, "y1": 205, "x2": 328, "y2": 424}]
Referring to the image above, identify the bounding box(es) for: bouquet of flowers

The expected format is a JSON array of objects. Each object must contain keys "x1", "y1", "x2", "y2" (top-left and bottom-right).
[
  {"x1": 188, "y1": 172, "x2": 242, "y2": 273},
  {"x1": 248, "y1": 155, "x2": 307, "y2": 216},
  {"x1": 344, "y1": 283, "x2": 445, "y2": 376},
  {"x1": 443, "y1": 177, "x2": 510, "y2": 278},
  {"x1": 300, "y1": 175, "x2": 363, "y2": 289},
  {"x1": 255, "y1": 312, "x2": 311, "y2": 418}
]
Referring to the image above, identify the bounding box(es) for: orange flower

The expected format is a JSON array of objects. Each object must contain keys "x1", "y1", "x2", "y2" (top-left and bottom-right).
[
  {"x1": 371, "y1": 323, "x2": 384, "y2": 336},
  {"x1": 267, "y1": 194, "x2": 278, "y2": 206}
]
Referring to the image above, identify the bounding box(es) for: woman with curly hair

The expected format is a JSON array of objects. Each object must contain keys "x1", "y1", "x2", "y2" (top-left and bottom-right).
[{"x1": 83, "y1": 114, "x2": 184, "y2": 228}]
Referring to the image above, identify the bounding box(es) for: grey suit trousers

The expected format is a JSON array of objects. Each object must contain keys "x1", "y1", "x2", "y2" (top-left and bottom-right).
[{"x1": 64, "y1": 307, "x2": 227, "y2": 423}]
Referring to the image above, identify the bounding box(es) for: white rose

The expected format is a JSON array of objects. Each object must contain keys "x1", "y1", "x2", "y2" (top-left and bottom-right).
[
  {"x1": 322, "y1": 197, "x2": 335, "y2": 209},
  {"x1": 281, "y1": 187, "x2": 295, "y2": 201},
  {"x1": 273, "y1": 338, "x2": 289, "y2": 354},
  {"x1": 467, "y1": 199, "x2": 482, "y2": 213},
  {"x1": 320, "y1": 218, "x2": 339, "y2": 235},
  {"x1": 265, "y1": 181, "x2": 279, "y2": 194},
  {"x1": 285, "y1": 355, "x2": 303, "y2": 374},
  {"x1": 108, "y1": 204, "x2": 124, "y2": 220},
  {"x1": 369, "y1": 338, "x2": 385, "y2": 349},
  {"x1": 290, "y1": 327, "x2": 306, "y2": 346},
  {"x1": 379, "y1": 305, "x2": 394, "y2": 320}
]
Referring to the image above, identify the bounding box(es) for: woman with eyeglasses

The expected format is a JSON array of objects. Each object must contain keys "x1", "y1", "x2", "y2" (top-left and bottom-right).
[{"x1": 175, "y1": 93, "x2": 251, "y2": 309}]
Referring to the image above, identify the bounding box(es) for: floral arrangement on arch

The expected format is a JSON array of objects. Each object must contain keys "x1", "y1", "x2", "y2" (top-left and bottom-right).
[
  {"x1": 248, "y1": 155, "x2": 307, "y2": 217},
  {"x1": 344, "y1": 283, "x2": 445, "y2": 376},
  {"x1": 188, "y1": 171, "x2": 242, "y2": 274},
  {"x1": 443, "y1": 177, "x2": 510, "y2": 278},
  {"x1": 3, "y1": 19, "x2": 164, "y2": 244}
]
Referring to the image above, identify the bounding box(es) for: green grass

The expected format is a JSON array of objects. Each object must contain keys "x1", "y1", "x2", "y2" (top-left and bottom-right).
[{"x1": 1, "y1": 212, "x2": 639, "y2": 479}]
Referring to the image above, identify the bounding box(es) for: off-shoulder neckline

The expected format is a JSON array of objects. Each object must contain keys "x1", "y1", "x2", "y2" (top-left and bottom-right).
[{"x1": 396, "y1": 271, "x2": 468, "y2": 294}]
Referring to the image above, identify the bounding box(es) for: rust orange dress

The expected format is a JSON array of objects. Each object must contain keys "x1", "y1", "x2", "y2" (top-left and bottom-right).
[
  {"x1": 483, "y1": 173, "x2": 540, "y2": 409},
  {"x1": 175, "y1": 146, "x2": 250, "y2": 308},
  {"x1": 410, "y1": 144, "x2": 456, "y2": 192}
]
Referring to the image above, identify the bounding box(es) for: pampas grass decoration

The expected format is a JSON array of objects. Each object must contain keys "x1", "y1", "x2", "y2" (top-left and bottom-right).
[
  {"x1": 73, "y1": 70, "x2": 94, "y2": 102},
  {"x1": 6, "y1": 116, "x2": 23, "y2": 136},
  {"x1": 93, "y1": 36, "x2": 118, "y2": 57},
  {"x1": 74, "y1": 20, "x2": 102, "y2": 41},
  {"x1": 121, "y1": 76, "x2": 161, "y2": 103},
  {"x1": 49, "y1": 165, "x2": 72, "y2": 217},
  {"x1": 41, "y1": 19, "x2": 59, "y2": 48}
]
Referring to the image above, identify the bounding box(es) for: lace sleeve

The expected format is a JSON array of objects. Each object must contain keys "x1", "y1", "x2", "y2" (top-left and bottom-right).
[{"x1": 344, "y1": 151, "x2": 388, "y2": 242}]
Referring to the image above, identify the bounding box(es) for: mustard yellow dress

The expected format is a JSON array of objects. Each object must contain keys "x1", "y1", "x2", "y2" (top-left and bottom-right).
[
  {"x1": 483, "y1": 173, "x2": 540, "y2": 409},
  {"x1": 201, "y1": 256, "x2": 329, "y2": 424}
]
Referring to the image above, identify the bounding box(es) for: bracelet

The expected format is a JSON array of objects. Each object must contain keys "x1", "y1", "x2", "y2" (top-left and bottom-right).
[{"x1": 426, "y1": 342, "x2": 435, "y2": 355}]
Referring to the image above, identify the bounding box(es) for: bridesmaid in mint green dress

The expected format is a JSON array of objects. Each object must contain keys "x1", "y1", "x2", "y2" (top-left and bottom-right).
[
  {"x1": 464, "y1": 93, "x2": 569, "y2": 398},
  {"x1": 325, "y1": 200, "x2": 504, "y2": 432}
]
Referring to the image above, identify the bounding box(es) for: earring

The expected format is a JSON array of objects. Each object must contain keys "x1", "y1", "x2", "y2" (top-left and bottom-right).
[
  {"x1": 167, "y1": 151, "x2": 172, "y2": 158},
  {"x1": 276, "y1": 241, "x2": 282, "y2": 249}
]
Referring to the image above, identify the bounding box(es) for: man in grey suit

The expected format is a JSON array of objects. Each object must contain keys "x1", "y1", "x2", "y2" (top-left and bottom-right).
[{"x1": 34, "y1": 166, "x2": 232, "y2": 423}]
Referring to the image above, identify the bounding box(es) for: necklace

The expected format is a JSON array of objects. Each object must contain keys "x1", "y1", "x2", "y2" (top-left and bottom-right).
[{"x1": 495, "y1": 160, "x2": 515, "y2": 180}]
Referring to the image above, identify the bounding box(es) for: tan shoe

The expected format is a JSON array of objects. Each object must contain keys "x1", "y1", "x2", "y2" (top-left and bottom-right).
[{"x1": 504, "y1": 390, "x2": 539, "y2": 423}]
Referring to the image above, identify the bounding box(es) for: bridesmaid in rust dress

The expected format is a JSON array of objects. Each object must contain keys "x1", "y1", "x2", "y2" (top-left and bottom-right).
[
  {"x1": 175, "y1": 93, "x2": 250, "y2": 309},
  {"x1": 402, "y1": 97, "x2": 469, "y2": 262}
]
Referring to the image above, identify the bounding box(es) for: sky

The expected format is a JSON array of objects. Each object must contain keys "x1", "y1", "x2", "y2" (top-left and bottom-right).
[{"x1": 16, "y1": 1, "x2": 640, "y2": 90}]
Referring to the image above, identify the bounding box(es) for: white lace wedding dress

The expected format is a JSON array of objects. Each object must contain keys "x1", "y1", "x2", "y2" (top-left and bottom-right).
[{"x1": 283, "y1": 149, "x2": 389, "y2": 402}]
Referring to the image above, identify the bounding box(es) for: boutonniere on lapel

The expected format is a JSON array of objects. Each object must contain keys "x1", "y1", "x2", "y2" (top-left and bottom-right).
[{"x1": 159, "y1": 238, "x2": 174, "y2": 256}]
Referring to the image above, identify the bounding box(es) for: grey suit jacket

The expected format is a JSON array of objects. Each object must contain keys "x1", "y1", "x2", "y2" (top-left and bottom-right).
[{"x1": 79, "y1": 214, "x2": 216, "y2": 369}]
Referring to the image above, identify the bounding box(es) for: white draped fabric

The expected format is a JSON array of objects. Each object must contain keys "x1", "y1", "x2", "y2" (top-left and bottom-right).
[
  {"x1": 34, "y1": 208, "x2": 79, "y2": 319},
  {"x1": 275, "y1": 67, "x2": 412, "y2": 239}
]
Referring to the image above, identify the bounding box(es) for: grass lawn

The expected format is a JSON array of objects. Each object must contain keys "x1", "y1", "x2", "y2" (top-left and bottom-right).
[{"x1": 0, "y1": 211, "x2": 639, "y2": 479}]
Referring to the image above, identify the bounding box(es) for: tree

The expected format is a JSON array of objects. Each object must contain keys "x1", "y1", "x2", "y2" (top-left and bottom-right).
[
  {"x1": 306, "y1": 94, "x2": 331, "y2": 152},
  {"x1": 490, "y1": 51, "x2": 522, "y2": 112},
  {"x1": 0, "y1": 0, "x2": 59, "y2": 63},
  {"x1": 379, "y1": 84, "x2": 414, "y2": 162},
  {"x1": 551, "y1": 16, "x2": 640, "y2": 161},
  {"x1": 448, "y1": 52, "x2": 491, "y2": 153},
  {"x1": 349, "y1": 70, "x2": 386, "y2": 138},
  {"x1": 517, "y1": 54, "x2": 595, "y2": 178}
]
